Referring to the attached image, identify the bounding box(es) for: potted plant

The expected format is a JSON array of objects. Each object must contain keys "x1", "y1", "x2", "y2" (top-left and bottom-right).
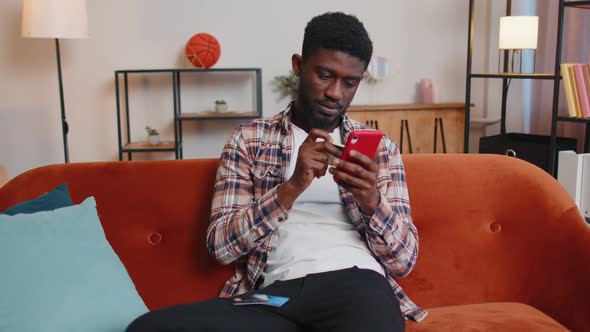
[
  {"x1": 215, "y1": 100, "x2": 228, "y2": 113},
  {"x1": 145, "y1": 126, "x2": 160, "y2": 145},
  {"x1": 272, "y1": 70, "x2": 298, "y2": 100}
]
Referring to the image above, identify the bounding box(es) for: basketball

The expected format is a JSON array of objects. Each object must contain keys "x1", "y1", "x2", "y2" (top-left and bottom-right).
[{"x1": 185, "y1": 33, "x2": 221, "y2": 68}]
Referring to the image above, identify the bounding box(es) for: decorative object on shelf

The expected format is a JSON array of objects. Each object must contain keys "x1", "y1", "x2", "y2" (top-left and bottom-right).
[
  {"x1": 145, "y1": 126, "x2": 160, "y2": 145},
  {"x1": 272, "y1": 70, "x2": 298, "y2": 100},
  {"x1": 498, "y1": 15, "x2": 538, "y2": 73},
  {"x1": 366, "y1": 56, "x2": 390, "y2": 83},
  {"x1": 214, "y1": 100, "x2": 228, "y2": 113},
  {"x1": 185, "y1": 33, "x2": 221, "y2": 68},
  {"x1": 419, "y1": 79, "x2": 440, "y2": 104},
  {"x1": 21, "y1": 0, "x2": 89, "y2": 163}
]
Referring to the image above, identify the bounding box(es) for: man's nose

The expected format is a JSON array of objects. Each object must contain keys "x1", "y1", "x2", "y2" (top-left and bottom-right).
[{"x1": 325, "y1": 80, "x2": 343, "y2": 101}]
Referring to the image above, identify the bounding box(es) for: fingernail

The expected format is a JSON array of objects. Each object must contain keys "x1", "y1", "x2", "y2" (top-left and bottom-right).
[
  {"x1": 350, "y1": 150, "x2": 356, "y2": 157},
  {"x1": 333, "y1": 159, "x2": 340, "y2": 167}
]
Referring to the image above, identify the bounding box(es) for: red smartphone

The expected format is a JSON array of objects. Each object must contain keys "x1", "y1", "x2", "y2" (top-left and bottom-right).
[{"x1": 339, "y1": 130, "x2": 383, "y2": 162}]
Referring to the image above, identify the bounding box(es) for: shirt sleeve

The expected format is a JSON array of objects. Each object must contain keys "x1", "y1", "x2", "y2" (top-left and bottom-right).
[
  {"x1": 360, "y1": 141, "x2": 419, "y2": 278},
  {"x1": 207, "y1": 127, "x2": 289, "y2": 265}
]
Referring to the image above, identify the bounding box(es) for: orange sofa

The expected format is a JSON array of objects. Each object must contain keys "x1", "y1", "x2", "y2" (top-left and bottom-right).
[{"x1": 1, "y1": 154, "x2": 588, "y2": 331}]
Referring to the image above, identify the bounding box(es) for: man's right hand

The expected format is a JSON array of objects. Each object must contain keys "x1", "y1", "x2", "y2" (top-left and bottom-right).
[{"x1": 277, "y1": 129, "x2": 342, "y2": 209}]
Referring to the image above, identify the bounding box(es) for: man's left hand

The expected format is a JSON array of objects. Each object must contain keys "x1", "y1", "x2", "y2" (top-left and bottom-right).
[{"x1": 329, "y1": 150, "x2": 380, "y2": 215}]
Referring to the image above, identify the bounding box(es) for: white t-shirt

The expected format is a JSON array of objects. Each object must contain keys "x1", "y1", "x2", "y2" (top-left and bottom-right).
[{"x1": 260, "y1": 124, "x2": 385, "y2": 288}]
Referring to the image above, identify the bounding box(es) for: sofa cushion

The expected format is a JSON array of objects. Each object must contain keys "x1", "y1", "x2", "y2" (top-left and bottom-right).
[
  {"x1": 0, "y1": 183, "x2": 72, "y2": 215},
  {"x1": 406, "y1": 302, "x2": 568, "y2": 332},
  {"x1": 0, "y1": 197, "x2": 148, "y2": 332}
]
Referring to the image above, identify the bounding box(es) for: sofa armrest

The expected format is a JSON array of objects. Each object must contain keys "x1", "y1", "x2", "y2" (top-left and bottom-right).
[{"x1": 527, "y1": 206, "x2": 590, "y2": 332}]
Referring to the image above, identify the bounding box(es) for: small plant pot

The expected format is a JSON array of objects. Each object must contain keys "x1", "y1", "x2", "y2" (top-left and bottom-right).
[
  {"x1": 147, "y1": 134, "x2": 161, "y2": 145},
  {"x1": 215, "y1": 104, "x2": 228, "y2": 113}
]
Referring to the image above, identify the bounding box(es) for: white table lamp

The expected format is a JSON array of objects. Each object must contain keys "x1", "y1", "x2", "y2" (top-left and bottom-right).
[{"x1": 498, "y1": 16, "x2": 538, "y2": 73}]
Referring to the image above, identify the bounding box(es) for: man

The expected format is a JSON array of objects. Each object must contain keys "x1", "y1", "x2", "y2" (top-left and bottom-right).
[{"x1": 127, "y1": 11, "x2": 424, "y2": 332}]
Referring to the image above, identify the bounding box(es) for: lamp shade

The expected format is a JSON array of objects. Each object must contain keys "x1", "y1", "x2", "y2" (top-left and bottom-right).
[
  {"x1": 498, "y1": 16, "x2": 538, "y2": 50},
  {"x1": 22, "y1": 0, "x2": 88, "y2": 39}
]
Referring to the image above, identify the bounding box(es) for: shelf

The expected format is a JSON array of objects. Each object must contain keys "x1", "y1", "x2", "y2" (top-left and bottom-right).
[
  {"x1": 122, "y1": 141, "x2": 178, "y2": 152},
  {"x1": 564, "y1": 0, "x2": 590, "y2": 9},
  {"x1": 469, "y1": 73, "x2": 559, "y2": 80},
  {"x1": 464, "y1": 0, "x2": 588, "y2": 174},
  {"x1": 557, "y1": 116, "x2": 590, "y2": 123},
  {"x1": 115, "y1": 67, "x2": 262, "y2": 161},
  {"x1": 176, "y1": 111, "x2": 260, "y2": 121}
]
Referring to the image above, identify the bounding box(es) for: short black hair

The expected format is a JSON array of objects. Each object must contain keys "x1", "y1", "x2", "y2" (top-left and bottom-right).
[{"x1": 302, "y1": 12, "x2": 373, "y2": 67}]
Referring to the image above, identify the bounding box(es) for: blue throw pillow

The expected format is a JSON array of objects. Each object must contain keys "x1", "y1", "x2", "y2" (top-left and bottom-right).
[
  {"x1": 0, "y1": 197, "x2": 148, "y2": 332},
  {"x1": 1, "y1": 183, "x2": 73, "y2": 215}
]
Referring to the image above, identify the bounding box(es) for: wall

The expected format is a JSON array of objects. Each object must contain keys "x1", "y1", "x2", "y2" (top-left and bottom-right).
[{"x1": 0, "y1": 0, "x2": 470, "y2": 179}]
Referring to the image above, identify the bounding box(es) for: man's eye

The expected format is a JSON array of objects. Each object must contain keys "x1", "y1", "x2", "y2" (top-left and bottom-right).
[
  {"x1": 318, "y1": 72, "x2": 331, "y2": 80},
  {"x1": 344, "y1": 80, "x2": 357, "y2": 88}
]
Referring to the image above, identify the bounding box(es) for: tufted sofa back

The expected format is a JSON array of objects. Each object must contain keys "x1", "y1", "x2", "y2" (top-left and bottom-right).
[
  {"x1": 0, "y1": 155, "x2": 589, "y2": 330},
  {"x1": 0, "y1": 159, "x2": 232, "y2": 310}
]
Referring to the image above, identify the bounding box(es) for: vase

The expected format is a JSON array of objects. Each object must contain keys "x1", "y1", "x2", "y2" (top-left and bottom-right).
[
  {"x1": 147, "y1": 134, "x2": 160, "y2": 145},
  {"x1": 215, "y1": 104, "x2": 228, "y2": 113}
]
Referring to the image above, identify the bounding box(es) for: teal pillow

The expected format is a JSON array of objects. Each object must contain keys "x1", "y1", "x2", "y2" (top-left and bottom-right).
[
  {"x1": 1, "y1": 183, "x2": 73, "y2": 215},
  {"x1": 0, "y1": 197, "x2": 148, "y2": 332}
]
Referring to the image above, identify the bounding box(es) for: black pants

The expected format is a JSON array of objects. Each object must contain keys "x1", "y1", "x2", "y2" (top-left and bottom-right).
[{"x1": 126, "y1": 267, "x2": 405, "y2": 332}]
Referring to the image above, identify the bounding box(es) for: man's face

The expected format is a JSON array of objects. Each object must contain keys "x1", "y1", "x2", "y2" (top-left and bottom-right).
[{"x1": 291, "y1": 49, "x2": 366, "y2": 132}]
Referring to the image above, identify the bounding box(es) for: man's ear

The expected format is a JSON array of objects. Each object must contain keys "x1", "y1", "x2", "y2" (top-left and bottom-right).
[{"x1": 291, "y1": 54, "x2": 303, "y2": 76}]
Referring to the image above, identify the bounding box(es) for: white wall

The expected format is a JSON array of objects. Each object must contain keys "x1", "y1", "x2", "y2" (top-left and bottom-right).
[{"x1": 0, "y1": 0, "x2": 470, "y2": 179}]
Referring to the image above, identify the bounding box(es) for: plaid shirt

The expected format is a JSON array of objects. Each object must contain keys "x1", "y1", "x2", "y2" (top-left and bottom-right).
[{"x1": 208, "y1": 107, "x2": 427, "y2": 322}]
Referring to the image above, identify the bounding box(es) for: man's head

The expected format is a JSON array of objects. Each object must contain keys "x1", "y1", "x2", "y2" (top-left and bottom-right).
[
  {"x1": 302, "y1": 12, "x2": 373, "y2": 68},
  {"x1": 291, "y1": 12, "x2": 373, "y2": 132}
]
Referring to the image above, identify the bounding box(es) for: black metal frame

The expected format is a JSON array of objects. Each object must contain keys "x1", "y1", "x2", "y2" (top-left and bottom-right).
[
  {"x1": 115, "y1": 68, "x2": 263, "y2": 161},
  {"x1": 464, "y1": 0, "x2": 590, "y2": 176},
  {"x1": 54, "y1": 38, "x2": 69, "y2": 163}
]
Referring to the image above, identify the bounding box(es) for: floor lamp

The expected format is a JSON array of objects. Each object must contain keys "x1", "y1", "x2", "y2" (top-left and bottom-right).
[{"x1": 21, "y1": 0, "x2": 88, "y2": 163}]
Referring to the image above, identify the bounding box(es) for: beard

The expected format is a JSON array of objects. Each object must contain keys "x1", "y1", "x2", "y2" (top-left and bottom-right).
[{"x1": 296, "y1": 83, "x2": 346, "y2": 131}]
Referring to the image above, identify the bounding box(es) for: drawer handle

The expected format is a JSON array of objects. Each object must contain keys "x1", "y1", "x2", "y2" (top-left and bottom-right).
[{"x1": 505, "y1": 149, "x2": 517, "y2": 157}]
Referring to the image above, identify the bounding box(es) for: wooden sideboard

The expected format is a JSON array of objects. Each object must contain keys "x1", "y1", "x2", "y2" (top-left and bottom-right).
[{"x1": 347, "y1": 103, "x2": 466, "y2": 154}]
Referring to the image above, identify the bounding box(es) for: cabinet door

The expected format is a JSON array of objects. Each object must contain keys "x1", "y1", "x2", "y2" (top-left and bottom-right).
[
  {"x1": 347, "y1": 110, "x2": 405, "y2": 145},
  {"x1": 433, "y1": 109, "x2": 465, "y2": 153},
  {"x1": 404, "y1": 109, "x2": 464, "y2": 153},
  {"x1": 348, "y1": 107, "x2": 464, "y2": 154}
]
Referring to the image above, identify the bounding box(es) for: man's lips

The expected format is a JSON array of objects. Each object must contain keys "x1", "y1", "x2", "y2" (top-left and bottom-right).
[{"x1": 317, "y1": 102, "x2": 341, "y2": 115}]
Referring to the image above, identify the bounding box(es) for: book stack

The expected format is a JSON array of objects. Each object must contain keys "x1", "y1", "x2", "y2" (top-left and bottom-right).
[{"x1": 561, "y1": 63, "x2": 590, "y2": 118}]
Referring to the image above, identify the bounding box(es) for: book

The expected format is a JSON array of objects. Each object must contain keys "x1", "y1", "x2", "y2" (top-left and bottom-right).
[
  {"x1": 573, "y1": 64, "x2": 590, "y2": 118},
  {"x1": 583, "y1": 64, "x2": 590, "y2": 117},
  {"x1": 561, "y1": 64, "x2": 579, "y2": 117},
  {"x1": 569, "y1": 65, "x2": 583, "y2": 117}
]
